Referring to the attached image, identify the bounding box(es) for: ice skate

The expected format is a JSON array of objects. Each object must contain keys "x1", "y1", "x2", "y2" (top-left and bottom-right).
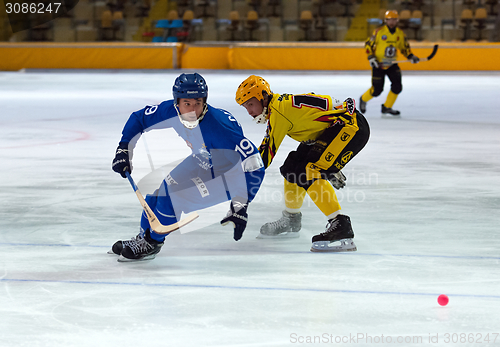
[
  {"x1": 381, "y1": 104, "x2": 401, "y2": 118},
  {"x1": 257, "y1": 210, "x2": 302, "y2": 239},
  {"x1": 359, "y1": 96, "x2": 366, "y2": 113},
  {"x1": 108, "y1": 229, "x2": 145, "y2": 255},
  {"x1": 310, "y1": 214, "x2": 357, "y2": 252},
  {"x1": 117, "y1": 228, "x2": 164, "y2": 262}
]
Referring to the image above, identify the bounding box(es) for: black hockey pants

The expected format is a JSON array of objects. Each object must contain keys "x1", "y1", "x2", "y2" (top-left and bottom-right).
[{"x1": 371, "y1": 64, "x2": 402, "y2": 97}]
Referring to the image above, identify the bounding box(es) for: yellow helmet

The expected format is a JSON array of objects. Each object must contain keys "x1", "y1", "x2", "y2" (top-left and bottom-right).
[
  {"x1": 235, "y1": 75, "x2": 271, "y2": 106},
  {"x1": 385, "y1": 10, "x2": 399, "y2": 20}
]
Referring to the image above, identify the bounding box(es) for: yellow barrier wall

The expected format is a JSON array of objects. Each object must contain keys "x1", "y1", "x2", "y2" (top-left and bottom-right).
[
  {"x1": 1, "y1": 42, "x2": 500, "y2": 71},
  {"x1": 228, "y1": 42, "x2": 500, "y2": 71},
  {"x1": 181, "y1": 44, "x2": 230, "y2": 70},
  {"x1": 0, "y1": 43, "x2": 182, "y2": 71}
]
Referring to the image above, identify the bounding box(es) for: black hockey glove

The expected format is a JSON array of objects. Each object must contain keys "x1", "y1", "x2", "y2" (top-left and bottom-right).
[
  {"x1": 220, "y1": 200, "x2": 248, "y2": 241},
  {"x1": 343, "y1": 97, "x2": 355, "y2": 115},
  {"x1": 112, "y1": 142, "x2": 132, "y2": 178},
  {"x1": 325, "y1": 170, "x2": 346, "y2": 189},
  {"x1": 408, "y1": 54, "x2": 419, "y2": 64},
  {"x1": 368, "y1": 55, "x2": 379, "y2": 68}
]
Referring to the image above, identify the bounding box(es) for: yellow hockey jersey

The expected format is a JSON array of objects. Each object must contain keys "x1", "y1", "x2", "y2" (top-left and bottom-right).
[
  {"x1": 259, "y1": 93, "x2": 359, "y2": 169},
  {"x1": 365, "y1": 25, "x2": 413, "y2": 69}
]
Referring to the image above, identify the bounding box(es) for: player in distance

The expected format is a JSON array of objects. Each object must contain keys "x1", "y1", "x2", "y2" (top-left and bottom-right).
[
  {"x1": 359, "y1": 10, "x2": 419, "y2": 117},
  {"x1": 235, "y1": 75, "x2": 370, "y2": 252},
  {"x1": 111, "y1": 73, "x2": 265, "y2": 261}
]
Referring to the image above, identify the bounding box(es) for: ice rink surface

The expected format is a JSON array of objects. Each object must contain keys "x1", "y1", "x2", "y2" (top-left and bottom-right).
[{"x1": 0, "y1": 70, "x2": 499, "y2": 347}]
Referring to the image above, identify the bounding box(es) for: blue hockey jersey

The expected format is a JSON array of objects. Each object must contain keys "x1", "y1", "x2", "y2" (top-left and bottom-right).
[{"x1": 119, "y1": 100, "x2": 265, "y2": 203}]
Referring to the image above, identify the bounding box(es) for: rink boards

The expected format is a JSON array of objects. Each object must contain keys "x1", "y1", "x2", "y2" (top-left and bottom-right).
[{"x1": 1, "y1": 41, "x2": 500, "y2": 71}]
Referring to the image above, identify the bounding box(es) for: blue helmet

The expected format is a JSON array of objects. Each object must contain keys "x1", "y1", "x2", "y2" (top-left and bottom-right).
[{"x1": 172, "y1": 73, "x2": 208, "y2": 102}]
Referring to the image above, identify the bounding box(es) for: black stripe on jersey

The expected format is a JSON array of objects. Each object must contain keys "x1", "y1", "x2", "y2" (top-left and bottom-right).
[
  {"x1": 292, "y1": 95, "x2": 329, "y2": 111},
  {"x1": 259, "y1": 122, "x2": 275, "y2": 168}
]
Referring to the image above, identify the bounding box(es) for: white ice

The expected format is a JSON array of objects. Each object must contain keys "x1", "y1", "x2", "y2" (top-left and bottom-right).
[{"x1": 0, "y1": 70, "x2": 499, "y2": 347}]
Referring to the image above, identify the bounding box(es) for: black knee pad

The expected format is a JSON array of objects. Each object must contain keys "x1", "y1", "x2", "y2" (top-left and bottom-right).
[
  {"x1": 372, "y1": 83, "x2": 383, "y2": 97},
  {"x1": 280, "y1": 149, "x2": 312, "y2": 189},
  {"x1": 280, "y1": 152, "x2": 297, "y2": 177},
  {"x1": 391, "y1": 83, "x2": 402, "y2": 94},
  {"x1": 280, "y1": 150, "x2": 304, "y2": 180}
]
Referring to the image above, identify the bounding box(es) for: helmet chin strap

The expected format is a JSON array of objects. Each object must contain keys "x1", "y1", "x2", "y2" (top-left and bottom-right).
[{"x1": 175, "y1": 103, "x2": 208, "y2": 129}]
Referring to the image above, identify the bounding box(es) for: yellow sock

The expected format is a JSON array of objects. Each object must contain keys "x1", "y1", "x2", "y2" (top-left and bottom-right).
[
  {"x1": 284, "y1": 179, "x2": 306, "y2": 211},
  {"x1": 384, "y1": 90, "x2": 398, "y2": 108},
  {"x1": 306, "y1": 179, "x2": 341, "y2": 217},
  {"x1": 361, "y1": 88, "x2": 374, "y2": 102}
]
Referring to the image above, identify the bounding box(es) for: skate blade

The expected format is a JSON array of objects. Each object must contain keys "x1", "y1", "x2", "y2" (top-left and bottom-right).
[
  {"x1": 117, "y1": 254, "x2": 157, "y2": 262},
  {"x1": 107, "y1": 249, "x2": 119, "y2": 255},
  {"x1": 381, "y1": 114, "x2": 401, "y2": 119},
  {"x1": 310, "y1": 239, "x2": 357, "y2": 252},
  {"x1": 256, "y1": 232, "x2": 300, "y2": 239}
]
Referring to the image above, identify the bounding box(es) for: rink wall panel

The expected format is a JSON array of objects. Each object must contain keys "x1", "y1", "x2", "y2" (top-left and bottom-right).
[
  {"x1": 1, "y1": 42, "x2": 500, "y2": 71},
  {"x1": 227, "y1": 42, "x2": 500, "y2": 71},
  {"x1": 181, "y1": 44, "x2": 230, "y2": 70},
  {"x1": 0, "y1": 43, "x2": 182, "y2": 71}
]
